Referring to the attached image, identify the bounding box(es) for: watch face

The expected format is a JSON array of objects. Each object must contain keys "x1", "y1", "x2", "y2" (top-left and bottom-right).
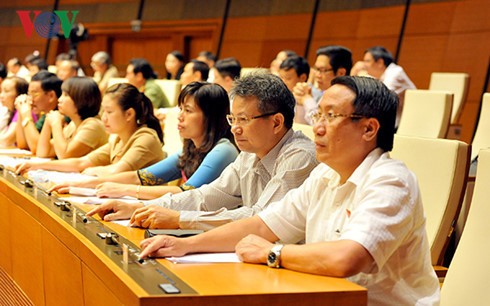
[{"x1": 268, "y1": 252, "x2": 277, "y2": 263}]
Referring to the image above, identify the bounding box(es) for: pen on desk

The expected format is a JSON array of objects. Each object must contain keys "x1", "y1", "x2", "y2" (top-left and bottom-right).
[{"x1": 136, "y1": 255, "x2": 145, "y2": 264}]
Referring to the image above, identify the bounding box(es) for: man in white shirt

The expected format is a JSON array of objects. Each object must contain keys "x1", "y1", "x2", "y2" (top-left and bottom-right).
[
  {"x1": 351, "y1": 46, "x2": 416, "y2": 128},
  {"x1": 293, "y1": 45, "x2": 352, "y2": 125},
  {"x1": 137, "y1": 76, "x2": 440, "y2": 306},
  {"x1": 87, "y1": 71, "x2": 318, "y2": 230}
]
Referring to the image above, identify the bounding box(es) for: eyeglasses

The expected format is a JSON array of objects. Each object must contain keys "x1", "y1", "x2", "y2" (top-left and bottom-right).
[
  {"x1": 226, "y1": 112, "x2": 278, "y2": 126},
  {"x1": 28, "y1": 91, "x2": 43, "y2": 98},
  {"x1": 312, "y1": 67, "x2": 334, "y2": 75},
  {"x1": 310, "y1": 111, "x2": 365, "y2": 124}
]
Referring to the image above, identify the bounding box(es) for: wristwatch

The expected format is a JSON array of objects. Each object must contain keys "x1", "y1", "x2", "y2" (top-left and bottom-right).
[
  {"x1": 22, "y1": 117, "x2": 33, "y2": 127},
  {"x1": 267, "y1": 244, "x2": 284, "y2": 268}
]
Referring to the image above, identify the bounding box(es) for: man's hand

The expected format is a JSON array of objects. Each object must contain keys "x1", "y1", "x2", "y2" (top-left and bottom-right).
[
  {"x1": 130, "y1": 205, "x2": 180, "y2": 229},
  {"x1": 15, "y1": 161, "x2": 39, "y2": 175},
  {"x1": 350, "y1": 61, "x2": 368, "y2": 76},
  {"x1": 235, "y1": 234, "x2": 273, "y2": 264},
  {"x1": 86, "y1": 200, "x2": 144, "y2": 221},
  {"x1": 14, "y1": 94, "x2": 33, "y2": 119},
  {"x1": 49, "y1": 178, "x2": 99, "y2": 194},
  {"x1": 96, "y1": 182, "x2": 129, "y2": 198},
  {"x1": 292, "y1": 82, "x2": 312, "y2": 106},
  {"x1": 45, "y1": 110, "x2": 64, "y2": 128},
  {"x1": 139, "y1": 235, "x2": 189, "y2": 259}
]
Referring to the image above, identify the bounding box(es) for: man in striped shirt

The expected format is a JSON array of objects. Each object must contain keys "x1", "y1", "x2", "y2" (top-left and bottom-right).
[{"x1": 87, "y1": 71, "x2": 318, "y2": 230}]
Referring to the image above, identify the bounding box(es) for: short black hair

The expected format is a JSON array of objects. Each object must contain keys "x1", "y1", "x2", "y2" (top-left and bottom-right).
[
  {"x1": 214, "y1": 57, "x2": 241, "y2": 80},
  {"x1": 365, "y1": 46, "x2": 394, "y2": 67},
  {"x1": 190, "y1": 60, "x2": 209, "y2": 81},
  {"x1": 332, "y1": 76, "x2": 398, "y2": 151},
  {"x1": 198, "y1": 51, "x2": 217, "y2": 63},
  {"x1": 279, "y1": 55, "x2": 310, "y2": 79},
  {"x1": 31, "y1": 58, "x2": 48, "y2": 71},
  {"x1": 31, "y1": 70, "x2": 62, "y2": 98},
  {"x1": 0, "y1": 63, "x2": 6, "y2": 79},
  {"x1": 316, "y1": 45, "x2": 353, "y2": 75},
  {"x1": 129, "y1": 58, "x2": 157, "y2": 80}
]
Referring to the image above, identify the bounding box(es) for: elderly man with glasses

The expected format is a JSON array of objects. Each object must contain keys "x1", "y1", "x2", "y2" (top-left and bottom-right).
[
  {"x1": 87, "y1": 71, "x2": 318, "y2": 230},
  {"x1": 138, "y1": 76, "x2": 440, "y2": 306}
]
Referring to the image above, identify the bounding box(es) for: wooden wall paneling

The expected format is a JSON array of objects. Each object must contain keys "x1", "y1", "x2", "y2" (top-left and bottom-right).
[
  {"x1": 443, "y1": 33, "x2": 488, "y2": 102},
  {"x1": 0, "y1": 26, "x2": 45, "y2": 64},
  {"x1": 76, "y1": 34, "x2": 111, "y2": 76},
  {"x1": 404, "y1": 2, "x2": 456, "y2": 35},
  {"x1": 399, "y1": 35, "x2": 449, "y2": 89},
  {"x1": 0, "y1": 0, "x2": 54, "y2": 8},
  {"x1": 221, "y1": 16, "x2": 267, "y2": 66},
  {"x1": 314, "y1": 10, "x2": 362, "y2": 40},
  {"x1": 260, "y1": 14, "x2": 310, "y2": 66},
  {"x1": 355, "y1": 6, "x2": 405, "y2": 38},
  {"x1": 10, "y1": 204, "x2": 45, "y2": 306},
  {"x1": 459, "y1": 101, "x2": 480, "y2": 144},
  {"x1": 42, "y1": 229, "x2": 84, "y2": 306},
  {"x1": 0, "y1": 193, "x2": 12, "y2": 274},
  {"x1": 187, "y1": 34, "x2": 214, "y2": 60},
  {"x1": 111, "y1": 36, "x2": 174, "y2": 78},
  {"x1": 450, "y1": 0, "x2": 490, "y2": 33},
  {"x1": 309, "y1": 10, "x2": 361, "y2": 62},
  {"x1": 82, "y1": 264, "x2": 122, "y2": 306}
]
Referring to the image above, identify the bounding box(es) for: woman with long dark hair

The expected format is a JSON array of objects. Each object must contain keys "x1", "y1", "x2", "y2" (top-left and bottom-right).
[{"x1": 50, "y1": 82, "x2": 238, "y2": 200}]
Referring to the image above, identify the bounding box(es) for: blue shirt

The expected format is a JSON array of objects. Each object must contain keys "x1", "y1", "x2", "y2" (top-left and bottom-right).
[{"x1": 137, "y1": 138, "x2": 238, "y2": 188}]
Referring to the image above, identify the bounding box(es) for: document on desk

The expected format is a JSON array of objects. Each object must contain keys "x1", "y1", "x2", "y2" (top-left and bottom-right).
[
  {"x1": 0, "y1": 148, "x2": 32, "y2": 155},
  {"x1": 166, "y1": 252, "x2": 241, "y2": 264},
  {"x1": 66, "y1": 195, "x2": 143, "y2": 205},
  {"x1": 27, "y1": 170, "x2": 95, "y2": 184},
  {"x1": 0, "y1": 156, "x2": 50, "y2": 169}
]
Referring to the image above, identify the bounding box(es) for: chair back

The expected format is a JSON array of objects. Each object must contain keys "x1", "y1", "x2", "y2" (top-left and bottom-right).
[
  {"x1": 161, "y1": 107, "x2": 183, "y2": 156},
  {"x1": 470, "y1": 93, "x2": 490, "y2": 161},
  {"x1": 293, "y1": 123, "x2": 314, "y2": 141},
  {"x1": 429, "y1": 72, "x2": 469, "y2": 123},
  {"x1": 107, "y1": 77, "x2": 128, "y2": 88},
  {"x1": 155, "y1": 79, "x2": 181, "y2": 107},
  {"x1": 397, "y1": 89, "x2": 453, "y2": 138},
  {"x1": 440, "y1": 149, "x2": 490, "y2": 305},
  {"x1": 391, "y1": 135, "x2": 470, "y2": 265}
]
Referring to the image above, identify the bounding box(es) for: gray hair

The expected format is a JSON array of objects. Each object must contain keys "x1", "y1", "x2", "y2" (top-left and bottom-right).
[
  {"x1": 229, "y1": 70, "x2": 295, "y2": 129},
  {"x1": 91, "y1": 51, "x2": 111, "y2": 65}
]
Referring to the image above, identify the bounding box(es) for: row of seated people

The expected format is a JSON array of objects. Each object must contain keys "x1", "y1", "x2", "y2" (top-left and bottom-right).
[
  {"x1": 7, "y1": 71, "x2": 445, "y2": 305},
  {"x1": 9, "y1": 78, "x2": 238, "y2": 201}
]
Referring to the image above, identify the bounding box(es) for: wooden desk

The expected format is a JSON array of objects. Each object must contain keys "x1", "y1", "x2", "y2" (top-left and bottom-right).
[{"x1": 0, "y1": 170, "x2": 367, "y2": 306}]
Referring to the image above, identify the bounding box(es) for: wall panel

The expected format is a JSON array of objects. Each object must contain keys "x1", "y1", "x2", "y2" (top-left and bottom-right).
[{"x1": 0, "y1": 0, "x2": 488, "y2": 143}]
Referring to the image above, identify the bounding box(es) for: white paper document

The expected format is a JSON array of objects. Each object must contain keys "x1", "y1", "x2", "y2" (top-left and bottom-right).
[
  {"x1": 111, "y1": 219, "x2": 132, "y2": 227},
  {"x1": 166, "y1": 252, "x2": 241, "y2": 264},
  {"x1": 66, "y1": 195, "x2": 142, "y2": 205},
  {"x1": 0, "y1": 148, "x2": 32, "y2": 155}
]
